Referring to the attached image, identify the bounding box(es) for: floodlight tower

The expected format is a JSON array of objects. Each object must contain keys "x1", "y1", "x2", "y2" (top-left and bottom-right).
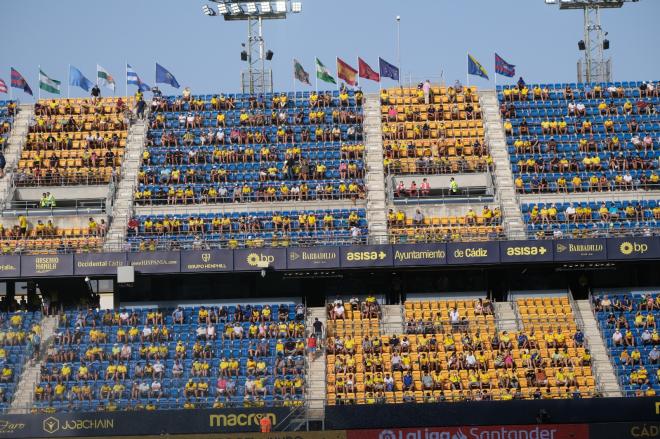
[
  {"x1": 544, "y1": 0, "x2": 640, "y2": 83},
  {"x1": 203, "y1": 1, "x2": 303, "y2": 94}
]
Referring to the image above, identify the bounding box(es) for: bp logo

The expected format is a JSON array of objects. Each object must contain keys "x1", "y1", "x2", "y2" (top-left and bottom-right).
[
  {"x1": 43, "y1": 417, "x2": 60, "y2": 434},
  {"x1": 246, "y1": 253, "x2": 275, "y2": 267},
  {"x1": 619, "y1": 241, "x2": 648, "y2": 255}
]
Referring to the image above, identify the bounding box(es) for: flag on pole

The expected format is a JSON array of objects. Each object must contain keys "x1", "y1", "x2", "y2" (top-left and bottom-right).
[
  {"x1": 97, "y1": 65, "x2": 116, "y2": 91},
  {"x1": 336, "y1": 58, "x2": 358, "y2": 86},
  {"x1": 315, "y1": 58, "x2": 336, "y2": 85},
  {"x1": 10, "y1": 68, "x2": 32, "y2": 96},
  {"x1": 127, "y1": 64, "x2": 150, "y2": 92},
  {"x1": 378, "y1": 57, "x2": 399, "y2": 81},
  {"x1": 39, "y1": 69, "x2": 61, "y2": 95},
  {"x1": 467, "y1": 54, "x2": 489, "y2": 80},
  {"x1": 358, "y1": 58, "x2": 380, "y2": 82},
  {"x1": 69, "y1": 65, "x2": 94, "y2": 92},
  {"x1": 155, "y1": 63, "x2": 180, "y2": 88},
  {"x1": 293, "y1": 59, "x2": 311, "y2": 85},
  {"x1": 0, "y1": 79, "x2": 7, "y2": 94},
  {"x1": 495, "y1": 53, "x2": 516, "y2": 77}
]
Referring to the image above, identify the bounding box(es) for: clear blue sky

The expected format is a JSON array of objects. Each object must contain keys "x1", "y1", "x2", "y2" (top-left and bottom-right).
[{"x1": 2, "y1": 0, "x2": 659, "y2": 99}]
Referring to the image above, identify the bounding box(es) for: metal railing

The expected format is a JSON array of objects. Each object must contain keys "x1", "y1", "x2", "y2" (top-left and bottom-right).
[
  {"x1": 11, "y1": 170, "x2": 118, "y2": 188},
  {"x1": 2, "y1": 200, "x2": 107, "y2": 217}
]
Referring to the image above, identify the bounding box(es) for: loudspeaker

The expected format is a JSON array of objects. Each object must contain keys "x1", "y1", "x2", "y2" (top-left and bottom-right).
[
  {"x1": 241, "y1": 51, "x2": 248, "y2": 61},
  {"x1": 603, "y1": 39, "x2": 610, "y2": 50},
  {"x1": 266, "y1": 50, "x2": 274, "y2": 61},
  {"x1": 578, "y1": 40, "x2": 586, "y2": 51}
]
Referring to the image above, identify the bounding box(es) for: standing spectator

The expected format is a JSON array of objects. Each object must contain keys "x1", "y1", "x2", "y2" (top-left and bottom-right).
[
  {"x1": 0, "y1": 151, "x2": 6, "y2": 178},
  {"x1": 136, "y1": 99, "x2": 146, "y2": 119},
  {"x1": 313, "y1": 318, "x2": 323, "y2": 338},
  {"x1": 449, "y1": 177, "x2": 459, "y2": 196},
  {"x1": 423, "y1": 80, "x2": 432, "y2": 104}
]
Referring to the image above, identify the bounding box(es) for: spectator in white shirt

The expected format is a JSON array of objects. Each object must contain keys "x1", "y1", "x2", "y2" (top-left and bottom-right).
[
  {"x1": 207, "y1": 324, "x2": 216, "y2": 340},
  {"x1": 612, "y1": 329, "x2": 623, "y2": 347}
]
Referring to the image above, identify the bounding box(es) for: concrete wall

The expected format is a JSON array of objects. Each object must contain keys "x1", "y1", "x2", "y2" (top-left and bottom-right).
[
  {"x1": 15, "y1": 185, "x2": 110, "y2": 201},
  {"x1": 391, "y1": 173, "x2": 490, "y2": 190}
]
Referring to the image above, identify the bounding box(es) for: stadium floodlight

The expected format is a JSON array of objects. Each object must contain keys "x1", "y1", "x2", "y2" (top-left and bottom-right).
[
  {"x1": 274, "y1": 1, "x2": 287, "y2": 13},
  {"x1": 202, "y1": 5, "x2": 217, "y2": 15},
  {"x1": 245, "y1": 2, "x2": 257, "y2": 14},
  {"x1": 229, "y1": 2, "x2": 242, "y2": 14},
  {"x1": 217, "y1": 3, "x2": 229, "y2": 14},
  {"x1": 291, "y1": 1, "x2": 302, "y2": 12},
  {"x1": 545, "y1": 0, "x2": 639, "y2": 83},
  {"x1": 260, "y1": 1, "x2": 271, "y2": 13}
]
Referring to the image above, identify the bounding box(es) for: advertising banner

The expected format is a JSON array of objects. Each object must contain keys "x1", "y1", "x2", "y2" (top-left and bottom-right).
[
  {"x1": 287, "y1": 246, "x2": 341, "y2": 270},
  {"x1": 392, "y1": 243, "x2": 447, "y2": 267},
  {"x1": 447, "y1": 241, "x2": 499, "y2": 265},
  {"x1": 0, "y1": 407, "x2": 295, "y2": 437},
  {"x1": 590, "y1": 422, "x2": 660, "y2": 439},
  {"x1": 340, "y1": 245, "x2": 393, "y2": 268},
  {"x1": 234, "y1": 248, "x2": 287, "y2": 271},
  {"x1": 180, "y1": 249, "x2": 234, "y2": 273},
  {"x1": 606, "y1": 237, "x2": 660, "y2": 261},
  {"x1": 0, "y1": 255, "x2": 20, "y2": 278},
  {"x1": 347, "y1": 424, "x2": 590, "y2": 439},
  {"x1": 499, "y1": 240, "x2": 554, "y2": 263},
  {"x1": 20, "y1": 254, "x2": 73, "y2": 277},
  {"x1": 127, "y1": 251, "x2": 180, "y2": 274},
  {"x1": 553, "y1": 238, "x2": 607, "y2": 261},
  {"x1": 74, "y1": 253, "x2": 127, "y2": 276}
]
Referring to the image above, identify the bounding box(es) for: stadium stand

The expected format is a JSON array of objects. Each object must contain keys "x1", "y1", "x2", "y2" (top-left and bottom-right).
[
  {"x1": 32, "y1": 303, "x2": 307, "y2": 412},
  {"x1": 521, "y1": 200, "x2": 660, "y2": 238},
  {"x1": 327, "y1": 296, "x2": 596, "y2": 404},
  {"x1": 593, "y1": 292, "x2": 660, "y2": 397},
  {"x1": 497, "y1": 82, "x2": 660, "y2": 194},
  {"x1": 387, "y1": 206, "x2": 505, "y2": 243},
  {"x1": 380, "y1": 85, "x2": 492, "y2": 176},
  {"x1": 15, "y1": 98, "x2": 129, "y2": 187},
  {"x1": 0, "y1": 311, "x2": 42, "y2": 413},
  {"x1": 136, "y1": 90, "x2": 366, "y2": 205},
  {"x1": 127, "y1": 208, "x2": 368, "y2": 250},
  {"x1": 0, "y1": 100, "x2": 16, "y2": 159}
]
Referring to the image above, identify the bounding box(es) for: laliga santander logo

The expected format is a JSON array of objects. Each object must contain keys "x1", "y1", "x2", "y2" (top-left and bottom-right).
[{"x1": 378, "y1": 429, "x2": 467, "y2": 439}]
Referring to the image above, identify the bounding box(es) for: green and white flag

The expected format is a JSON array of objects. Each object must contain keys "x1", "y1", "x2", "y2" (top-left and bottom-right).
[
  {"x1": 315, "y1": 58, "x2": 336, "y2": 85},
  {"x1": 39, "y1": 69, "x2": 61, "y2": 94},
  {"x1": 97, "y1": 64, "x2": 116, "y2": 92}
]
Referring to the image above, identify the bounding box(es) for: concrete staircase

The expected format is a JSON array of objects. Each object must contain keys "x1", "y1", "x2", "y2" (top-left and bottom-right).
[
  {"x1": 9, "y1": 315, "x2": 59, "y2": 414},
  {"x1": 305, "y1": 307, "x2": 327, "y2": 421},
  {"x1": 380, "y1": 304, "x2": 404, "y2": 335},
  {"x1": 575, "y1": 300, "x2": 622, "y2": 397},
  {"x1": 103, "y1": 118, "x2": 148, "y2": 251},
  {"x1": 479, "y1": 90, "x2": 525, "y2": 239},
  {"x1": 0, "y1": 104, "x2": 33, "y2": 207},
  {"x1": 363, "y1": 95, "x2": 388, "y2": 244},
  {"x1": 494, "y1": 301, "x2": 520, "y2": 332}
]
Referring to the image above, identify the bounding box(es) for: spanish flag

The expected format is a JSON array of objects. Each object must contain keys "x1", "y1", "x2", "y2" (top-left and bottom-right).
[{"x1": 337, "y1": 57, "x2": 358, "y2": 86}]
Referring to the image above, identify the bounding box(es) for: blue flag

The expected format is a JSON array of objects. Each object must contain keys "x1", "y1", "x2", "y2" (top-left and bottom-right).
[
  {"x1": 467, "y1": 54, "x2": 489, "y2": 80},
  {"x1": 126, "y1": 64, "x2": 151, "y2": 92},
  {"x1": 495, "y1": 53, "x2": 516, "y2": 77},
  {"x1": 379, "y1": 57, "x2": 399, "y2": 81},
  {"x1": 155, "y1": 63, "x2": 180, "y2": 88},
  {"x1": 69, "y1": 65, "x2": 94, "y2": 92}
]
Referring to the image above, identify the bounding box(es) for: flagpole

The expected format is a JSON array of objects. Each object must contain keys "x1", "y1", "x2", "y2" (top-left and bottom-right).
[
  {"x1": 67, "y1": 64, "x2": 71, "y2": 99},
  {"x1": 125, "y1": 62, "x2": 128, "y2": 99},
  {"x1": 38, "y1": 66, "x2": 41, "y2": 101},
  {"x1": 314, "y1": 58, "x2": 318, "y2": 93},
  {"x1": 466, "y1": 53, "x2": 470, "y2": 88},
  {"x1": 292, "y1": 58, "x2": 296, "y2": 103},
  {"x1": 396, "y1": 16, "x2": 401, "y2": 87},
  {"x1": 335, "y1": 57, "x2": 339, "y2": 92}
]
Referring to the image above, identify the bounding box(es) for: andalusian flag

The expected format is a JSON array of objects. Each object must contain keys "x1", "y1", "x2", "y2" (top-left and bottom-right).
[
  {"x1": 97, "y1": 64, "x2": 116, "y2": 92},
  {"x1": 39, "y1": 69, "x2": 61, "y2": 94},
  {"x1": 315, "y1": 58, "x2": 336, "y2": 85}
]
